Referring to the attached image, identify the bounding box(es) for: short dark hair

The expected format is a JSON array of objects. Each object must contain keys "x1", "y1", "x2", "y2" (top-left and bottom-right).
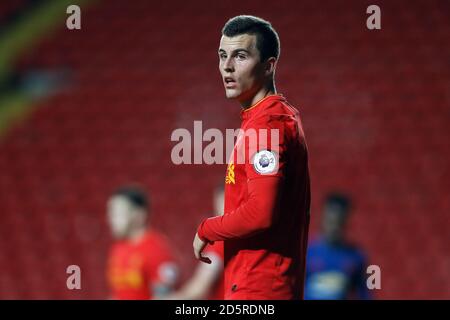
[
  {"x1": 222, "y1": 15, "x2": 280, "y2": 61},
  {"x1": 112, "y1": 185, "x2": 149, "y2": 210},
  {"x1": 325, "y1": 193, "x2": 351, "y2": 215}
]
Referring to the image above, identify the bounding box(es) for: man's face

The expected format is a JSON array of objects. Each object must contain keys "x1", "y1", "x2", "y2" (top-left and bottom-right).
[
  {"x1": 218, "y1": 34, "x2": 266, "y2": 103},
  {"x1": 322, "y1": 204, "x2": 348, "y2": 244},
  {"x1": 107, "y1": 196, "x2": 136, "y2": 239}
]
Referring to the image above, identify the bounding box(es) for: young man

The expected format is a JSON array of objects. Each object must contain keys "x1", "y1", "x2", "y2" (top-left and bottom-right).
[
  {"x1": 305, "y1": 194, "x2": 371, "y2": 300},
  {"x1": 106, "y1": 186, "x2": 179, "y2": 299},
  {"x1": 193, "y1": 15, "x2": 311, "y2": 300}
]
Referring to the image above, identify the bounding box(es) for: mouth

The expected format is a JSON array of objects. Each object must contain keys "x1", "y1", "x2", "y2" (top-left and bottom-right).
[{"x1": 224, "y1": 77, "x2": 237, "y2": 89}]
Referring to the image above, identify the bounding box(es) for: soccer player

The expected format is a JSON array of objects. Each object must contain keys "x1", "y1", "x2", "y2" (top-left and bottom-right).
[
  {"x1": 106, "y1": 186, "x2": 179, "y2": 299},
  {"x1": 305, "y1": 193, "x2": 371, "y2": 300},
  {"x1": 193, "y1": 15, "x2": 311, "y2": 300},
  {"x1": 164, "y1": 186, "x2": 225, "y2": 300}
]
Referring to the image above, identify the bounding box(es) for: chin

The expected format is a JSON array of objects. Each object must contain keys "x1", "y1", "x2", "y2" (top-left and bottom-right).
[
  {"x1": 112, "y1": 230, "x2": 127, "y2": 240},
  {"x1": 225, "y1": 89, "x2": 240, "y2": 99}
]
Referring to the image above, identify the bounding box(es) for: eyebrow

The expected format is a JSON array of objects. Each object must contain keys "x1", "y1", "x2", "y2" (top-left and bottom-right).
[{"x1": 218, "y1": 48, "x2": 251, "y2": 55}]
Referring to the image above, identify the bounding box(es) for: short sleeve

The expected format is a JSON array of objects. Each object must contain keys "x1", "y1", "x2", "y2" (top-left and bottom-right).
[
  {"x1": 243, "y1": 115, "x2": 287, "y2": 180},
  {"x1": 145, "y1": 237, "x2": 179, "y2": 287}
]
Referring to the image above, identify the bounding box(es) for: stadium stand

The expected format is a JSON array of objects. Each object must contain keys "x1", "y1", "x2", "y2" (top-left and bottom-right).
[{"x1": 0, "y1": 0, "x2": 448, "y2": 299}]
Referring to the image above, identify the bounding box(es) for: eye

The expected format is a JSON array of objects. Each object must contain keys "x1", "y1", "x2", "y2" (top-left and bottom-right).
[
  {"x1": 219, "y1": 53, "x2": 227, "y2": 60},
  {"x1": 236, "y1": 54, "x2": 246, "y2": 60}
]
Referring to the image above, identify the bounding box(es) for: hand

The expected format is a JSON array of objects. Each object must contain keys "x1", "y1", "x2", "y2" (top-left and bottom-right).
[{"x1": 193, "y1": 232, "x2": 211, "y2": 264}]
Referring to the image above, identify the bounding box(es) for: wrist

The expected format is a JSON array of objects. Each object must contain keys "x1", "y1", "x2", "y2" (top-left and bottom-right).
[{"x1": 197, "y1": 219, "x2": 212, "y2": 244}]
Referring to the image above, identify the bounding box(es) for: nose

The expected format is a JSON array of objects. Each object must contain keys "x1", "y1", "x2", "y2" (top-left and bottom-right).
[{"x1": 223, "y1": 57, "x2": 234, "y2": 73}]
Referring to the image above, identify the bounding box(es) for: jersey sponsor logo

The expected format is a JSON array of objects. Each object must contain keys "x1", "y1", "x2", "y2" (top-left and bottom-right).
[
  {"x1": 225, "y1": 162, "x2": 235, "y2": 184},
  {"x1": 307, "y1": 271, "x2": 349, "y2": 299},
  {"x1": 108, "y1": 268, "x2": 144, "y2": 289},
  {"x1": 252, "y1": 150, "x2": 278, "y2": 174},
  {"x1": 107, "y1": 253, "x2": 144, "y2": 289}
]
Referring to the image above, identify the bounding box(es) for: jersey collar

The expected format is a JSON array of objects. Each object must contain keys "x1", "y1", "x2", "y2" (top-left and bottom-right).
[{"x1": 240, "y1": 94, "x2": 284, "y2": 120}]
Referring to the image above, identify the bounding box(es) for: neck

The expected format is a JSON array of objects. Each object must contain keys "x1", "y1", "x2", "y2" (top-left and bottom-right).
[
  {"x1": 240, "y1": 83, "x2": 276, "y2": 110},
  {"x1": 324, "y1": 235, "x2": 344, "y2": 246},
  {"x1": 128, "y1": 226, "x2": 147, "y2": 243}
]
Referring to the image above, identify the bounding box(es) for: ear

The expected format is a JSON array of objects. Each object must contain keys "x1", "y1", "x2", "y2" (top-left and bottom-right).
[
  {"x1": 265, "y1": 57, "x2": 277, "y2": 76},
  {"x1": 134, "y1": 208, "x2": 147, "y2": 224}
]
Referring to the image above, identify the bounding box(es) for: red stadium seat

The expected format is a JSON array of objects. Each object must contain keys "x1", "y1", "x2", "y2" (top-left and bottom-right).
[{"x1": 0, "y1": 0, "x2": 448, "y2": 299}]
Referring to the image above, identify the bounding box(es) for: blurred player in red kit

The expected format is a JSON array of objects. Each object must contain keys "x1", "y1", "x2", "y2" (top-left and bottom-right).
[
  {"x1": 194, "y1": 15, "x2": 311, "y2": 300},
  {"x1": 164, "y1": 186, "x2": 225, "y2": 300},
  {"x1": 106, "y1": 186, "x2": 179, "y2": 299}
]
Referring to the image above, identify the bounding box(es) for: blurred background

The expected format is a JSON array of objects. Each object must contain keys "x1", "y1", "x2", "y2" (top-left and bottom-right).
[{"x1": 0, "y1": 0, "x2": 449, "y2": 299}]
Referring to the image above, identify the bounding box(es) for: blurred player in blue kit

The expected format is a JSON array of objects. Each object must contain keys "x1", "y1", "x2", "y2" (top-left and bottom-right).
[{"x1": 305, "y1": 193, "x2": 371, "y2": 300}]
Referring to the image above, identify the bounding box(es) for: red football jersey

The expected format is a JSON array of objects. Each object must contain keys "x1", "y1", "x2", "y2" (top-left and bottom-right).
[
  {"x1": 107, "y1": 230, "x2": 178, "y2": 300},
  {"x1": 198, "y1": 94, "x2": 311, "y2": 299}
]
